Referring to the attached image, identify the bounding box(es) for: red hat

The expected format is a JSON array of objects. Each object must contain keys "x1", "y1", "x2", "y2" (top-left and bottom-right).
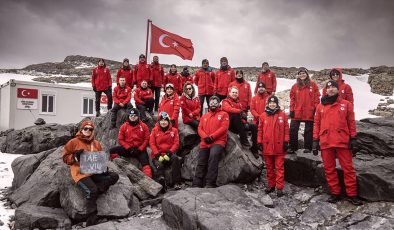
[{"x1": 80, "y1": 120, "x2": 94, "y2": 130}]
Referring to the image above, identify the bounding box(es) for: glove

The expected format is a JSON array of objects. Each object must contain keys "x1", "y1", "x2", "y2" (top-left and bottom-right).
[
  {"x1": 170, "y1": 120, "x2": 175, "y2": 126},
  {"x1": 240, "y1": 111, "x2": 248, "y2": 120},
  {"x1": 289, "y1": 111, "x2": 295, "y2": 118},
  {"x1": 349, "y1": 138, "x2": 358, "y2": 150},
  {"x1": 73, "y1": 149, "x2": 84, "y2": 162},
  {"x1": 204, "y1": 136, "x2": 214, "y2": 144},
  {"x1": 312, "y1": 140, "x2": 320, "y2": 156},
  {"x1": 163, "y1": 154, "x2": 170, "y2": 161},
  {"x1": 93, "y1": 87, "x2": 97, "y2": 92},
  {"x1": 283, "y1": 142, "x2": 289, "y2": 152}
]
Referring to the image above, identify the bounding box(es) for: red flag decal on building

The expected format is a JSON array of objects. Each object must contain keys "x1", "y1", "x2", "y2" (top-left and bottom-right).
[
  {"x1": 17, "y1": 88, "x2": 38, "y2": 99},
  {"x1": 150, "y1": 24, "x2": 194, "y2": 60},
  {"x1": 100, "y1": 95, "x2": 108, "y2": 104}
]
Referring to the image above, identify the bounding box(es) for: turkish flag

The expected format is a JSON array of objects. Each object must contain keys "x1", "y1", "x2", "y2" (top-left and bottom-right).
[
  {"x1": 100, "y1": 95, "x2": 108, "y2": 104},
  {"x1": 17, "y1": 88, "x2": 38, "y2": 99},
  {"x1": 150, "y1": 24, "x2": 194, "y2": 60}
]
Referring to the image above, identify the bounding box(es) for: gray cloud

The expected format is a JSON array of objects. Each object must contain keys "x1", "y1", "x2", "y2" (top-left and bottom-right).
[{"x1": 0, "y1": 0, "x2": 393, "y2": 70}]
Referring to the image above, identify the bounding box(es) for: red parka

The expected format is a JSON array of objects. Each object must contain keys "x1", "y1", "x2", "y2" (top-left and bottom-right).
[
  {"x1": 290, "y1": 81, "x2": 321, "y2": 121},
  {"x1": 158, "y1": 94, "x2": 180, "y2": 127},
  {"x1": 214, "y1": 67, "x2": 235, "y2": 96},
  {"x1": 179, "y1": 76, "x2": 194, "y2": 94},
  {"x1": 258, "y1": 111, "x2": 290, "y2": 155},
  {"x1": 165, "y1": 73, "x2": 182, "y2": 95},
  {"x1": 149, "y1": 124, "x2": 179, "y2": 158},
  {"x1": 194, "y1": 68, "x2": 215, "y2": 96},
  {"x1": 118, "y1": 121, "x2": 150, "y2": 151},
  {"x1": 91, "y1": 66, "x2": 112, "y2": 91},
  {"x1": 254, "y1": 70, "x2": 277, "y2": 94},
  {"x1": 150, "y1": 62, "x2": 164, "y2": 88},
  {"x1": 116, "y1": 68, "x2": 134, "y2": 88},
  {"x1": 198, "y1": 108, "x2": 229, "y2": 148},
  {"x1": 222, "y1": 97, "x2": 244, "y2": 114},
  {"x1": 228, "y1": 80, "x2": 252, "y2": 110},
  {"x1": 313, "y1": 96, "x2": 356, "y2": 150},
  {"x1": 180, "y1": 94, "x2": 201, "y2": 124},
  {"x1": 113, "y1": 85, "x2": 132, "y2": 105},
  {"x1": 322, "y1": 68, "x2": 354, "y2": 104},
  {"x1": 250, "y1": 92, "x2": 270, "y2": 123},
  {"x1": 134, "y1": 87, "x2": 154, "y2": 106},
  {"x1": 134, "y1": 62, "x2": 151, "y2": 87}
]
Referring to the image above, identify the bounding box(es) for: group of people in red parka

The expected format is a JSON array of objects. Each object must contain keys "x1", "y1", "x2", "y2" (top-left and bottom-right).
[{"x1": 89, "y1": 55, "x2": 362, "y2": 205}]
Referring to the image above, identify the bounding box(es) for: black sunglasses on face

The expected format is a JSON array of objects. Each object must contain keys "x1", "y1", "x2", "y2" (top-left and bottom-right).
[
  {"x1": 83, "y1": 127, "x2": 94, "y2": 131},
  {"x1": 186, "y1": 88, "x2": 193, "y2": 90}
]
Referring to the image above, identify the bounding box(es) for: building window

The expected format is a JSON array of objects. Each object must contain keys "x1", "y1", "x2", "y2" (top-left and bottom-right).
[
  {"x1": 40, "y1": 92, "x2": 56, "y2": 115},
  {"x1": 82, "y1": 97, "x2": 94, "y2": 116}
]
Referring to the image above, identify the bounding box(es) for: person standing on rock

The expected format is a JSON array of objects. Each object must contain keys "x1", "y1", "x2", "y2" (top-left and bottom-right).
[
  {"x1": 180, "y1": 82, "x2": 201, "y2": 130},
  {"x1": 150, "y1": 55, "x2": 165, "y2": 113},
  {"x1": 164, "y1": 64, "x2": 182, "y2": 95},
  {"x1": 116, "y1": 58, "x2": 134, "y2": 88},
  {"x1": 254, "y1": 62, "x2": 277, "y2": 95},
  {"x1": 257, "y1": 96, "x2": 289, "y2": 197},
  {"x1": 289, "y1": 67, "x2": 320, "y2": 154},
  {"x1": 194, "y1": 59, "x2": 215, "y2": 116},
  {"x1": 134, "y1": 54, "x2": 152, "y2": 88},
  {"x1": 228, "y1": 70, "x2": 252, "y2": 112},
  {"x1": 158, "y1": 83, "x2": 180, "y2": 128},
  {"x1": 63, "y1": 120, "x2": 119, "y2": 226},
  {"x1": 312, "y1": 80, "x2": 362, "y2": 206},
  {"x1": 192, "y1": 96, "x2": 229, "y2": 188},
  {"x1": 250, "y1": 82, "x2": 270, "y2": 124},
  {"x1": 322, "y1": 68, "x2": 354, "y2": 104},
  {"x1": 109, "y1": 109, "x2": 153, "y2": 178},
  {"x1": 92, "y1": 58, "x2": 113, "y2": 117},
  {"x1": 149, "y1": 112, "x2": 181, "y2": 189},
  {"x1": 214, "y1": 57, "x2": 235, "y2": 101},
  {"x1": 111, "y1": 76, "x2": 133, "y2": 128},
  {"x1": 134, "y1": 80, "x2": 155, "y2": 123}
]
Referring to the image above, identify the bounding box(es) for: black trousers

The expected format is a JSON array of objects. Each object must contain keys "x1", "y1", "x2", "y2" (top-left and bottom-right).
[
  {"x1": 111, "y1": 103, "x2": 133, "y2": 126},
  {"x1": 199, "y1": 95, "x2": 212, "y2": 116},
  {"x1": 192, "y1": 145, "x2": 224, "y2": 187},
  {"x1": 152, "y1": 86, "x2": 162, "y2": 112},
  {"x1": 136, "y1": 98, "x2": 155, "y2": 121},
  {"x1": 151, "y1": 154, "x2": 181, "y2": 187},
  {"x1": 185, "y1": 120, "x2": 199, "y2": 130},
  {"x1": 290, "y1": 120, "x2": 314, "y2": 150},
  {"x1": 95, "y1": 88, "x2": 113, "y2": 112},
  {"x1": 77, "y1": 171, "x2": 119, "y2": 207},
  {"x1": 109, "y1": 146, "x2": 150, "y2": 166},
  {"x1": 228, "y1": 113, "x2": 248, "y2": 143},
  {"x1": 244, "y1": 123, "x2": 258, "y2": 146}
]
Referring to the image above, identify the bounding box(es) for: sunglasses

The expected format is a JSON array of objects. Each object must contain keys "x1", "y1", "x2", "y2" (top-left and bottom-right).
[
  {"x1": 332, "y1": 73, "x2": 339, "y2": 76},
  {"x1": 83, "y1": 127, "x2": 94, "y2": 131},
  {"x1": 186, "y1": 87, "x2": 193, "y2": 90},
  {"x1": 209, "y1": 100, "x2": 219, "y2": 107}
]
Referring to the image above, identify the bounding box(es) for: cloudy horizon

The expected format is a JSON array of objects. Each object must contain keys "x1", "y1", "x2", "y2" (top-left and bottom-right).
[{"x1": 0, "y1": 0, "x2": 393, "y2": 70}]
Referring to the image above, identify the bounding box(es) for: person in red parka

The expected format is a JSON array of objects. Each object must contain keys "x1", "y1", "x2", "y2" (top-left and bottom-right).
[
  {"x1": 116, "y1": 58, "x2": 134, "y2": 88},
  {"x1": 134, "y1": 54, "x2": 152, "y2": 88},
  {"x1": 180, "y1": 82, "x2": 201, "y2": 130},
  {"x1": 150, "y1": 56, "x2": 164, "y2": 112},
  {"x1": 180, "y1": 67, "x2": 193, "y2": 93},
  {"x1": 111, "y1": 76, "x2": 133, "y2": 128},
  {"x1": 109, "y1": 109, "x2": 152, "y2": 178},
  {"x1": 251, "y1": 82, "x2": 270, "y2": 124},
  {"x1": 164, "y1": 64, "x2": 182, "y2": 95},
  {"x1": 158, "y1": 83, "x2": 180, "y2": 128},
  {"x1": 149, "y1": 112, "x2": 181, "y2": 189},
  {"x1": 312, "y1": 80, "x2": 362, "y2": 206},
  {"x1": 322, "y1": 68, "x2": 354, "y2": 104},
  {"x1": 192, "y1": 96, "x2": 229, "y2": 188},
  {"x1": 194, "y1": 59, "x2": 215, "y2": 116},
  {"x1": 254, "y1": 62, "x2": 277, "y2": 95},
  {"x1": 214, "y1": 57, "x2": 235, "y2": 101},
  {"x1": 92, "y1": 58, "x2": 113, "y2": 117},
  {"x1": 258, "y1": 96, "x2": 289, "y2": 197},
  {"x1": 134, "y1": 80, "x2": 154, "y2": 122},
  {"x1": 228, "y1": 70, "x2": 252, "y2": 111},
  {"x1": 289, "y1": 67, "x2": 321, "y2": 153}
]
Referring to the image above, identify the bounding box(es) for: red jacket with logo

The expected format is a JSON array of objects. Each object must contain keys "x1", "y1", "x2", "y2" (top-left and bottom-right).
[
  {"x1": 158, "y1": 94, "x2": 180, "y2": 127},
  {"x1": 198, "y1": 108, "x2": 229, "y2": 148},
  {"x1": 250, "y1": 92, "x2": 270, "y2": 123},
  {"x1": 222, "y1": 97, "x2": 243, "y2": 114},
  {"x1": 165, "y1": 73, "x2": 182, "y2": 94},
  {"x1": 91, "y1": 66, "x2": 112, "y2": 91},
  {"x1": 290, "y1": 81, "x2": 321, "y2": 121},
  {"x1": 134, "y1": 87, "x2": 154, "y2": 106},
  {"x1": 113, "y1": 85, "x2": 132, "y2": 105},
  {"x1": 313, "y1": 97, "x2": 356, "y2": 150},
  {"x1": 194, "y1": 68, "x2": 215, "y2": 96},
  {"x1": 149, "y1": 124, "x2": 179, "y2": 158},
  {"x1": 214, "y1": 67, "x2": 235, "y2": 96},
  {"x1": 254, "y1": 70, "x2": 277, "y2": 94},
  {"x1": 180, "y1": 95, "x2": 201, "y2": 124},
  {"x1": 257, "y1": 111, "x2": 289, "y2": 155},
  {"x1": 150, "y1": 63, "x2": 164, "y2": 87},
  {"x1": 116, "y1": 68, "x2": 134, "y2": 88},
  {"x1": 228, "y1": 80, "x2": 252, "y2": 110},
  {"x1": 118, "y1": 121, "x2": 150, "y2": 151},
  {"x1": 134, "y1": 62, "x2": 151, "y2": 87},
  {"x1": 322, "y1": 68, "x2": 354, "y2": 104}
]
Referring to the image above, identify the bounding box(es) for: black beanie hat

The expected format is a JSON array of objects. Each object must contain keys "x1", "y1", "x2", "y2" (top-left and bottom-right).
[
  {"x1": 267, "y1": 95, "x2": 279, "y2": 105},
  {"x1": 123, "y1": 58, "x2": 129, "y2": 63},
  {"x1": 257, "y1": 82, "x2": 266, "y2": 88},
  {"x1": 297, "y1": 67, "x2": 308, "y2": 75},
  {"x1": 326, "y1": 80, "x2": 339, "y2": 89},
  {"x1": 129, "y1": 108, "x2": 140, "y2": 117},
  {"x1": 139, "y1": 54, "x2": 145, "y2": 59}
]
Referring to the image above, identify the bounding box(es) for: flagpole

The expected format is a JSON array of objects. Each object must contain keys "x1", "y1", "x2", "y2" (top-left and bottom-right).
[{"x1": 145, "y1": 19, "x2": 152, "y2": 60}]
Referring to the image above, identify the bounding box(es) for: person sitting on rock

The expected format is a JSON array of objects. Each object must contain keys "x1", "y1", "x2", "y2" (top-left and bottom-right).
[
  {"x1": 180, "y1": 82, "x2": 201, "y2": 130},
  {"x1": 134, "y1": 80, "x2": 155, "y2": 122},
  {"x1": 149, "y1": 112, "x2": 181, "y2": 189},
  {"x1": 250, "y1": 82, "x2": 270, "y2": 124},
  {"x1": 158, "y1": 83, "x2": 180, "y2": 128},
  {"x1": 192, "y1": 96, "x2": 229, "y2": 188},
  {"x1": 214, "y1": 57, "x2": 235, "y2": 101},
  {"x1": 228, "y1": 70, "x2": 252, "y2": 112},
  {"x1": 116, "y1": 58, "x2": 134, "y2": 88},
  {"x1": 180, "y1": 67, "x2": 193, "y2": 94},
  {"x1": 63, "y1": 120, "x2": 119, "y2": 226},
  {"x1": 222, "y1": 86, "x2": 259, "y2": 156},
  {"x1": 109, "y1": 109, "x2": 152, "y2": 178},
  {"x1": 164, "y1": 64, "x2": 182, "y2": 95},
  {"x1": 111, "y1": 76, "x2": 133, "y2": 128},
  {"x1": 92, "y1": 58, "x2": 113, "y2": 117},
  {"x1": 322, "y1": 68, "x2": 354, "y2": 104},
  {"x1": 257, "y1": 96, "x2": 289, "y2": 197},
  {"x1": 312, "y1": 80, "x2": 362, "y2": 206}
]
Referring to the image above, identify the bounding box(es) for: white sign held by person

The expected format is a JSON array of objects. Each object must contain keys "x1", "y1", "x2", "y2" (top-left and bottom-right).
[{"x1": 80, "y1": 151, "x2": 109, "y2": 174}]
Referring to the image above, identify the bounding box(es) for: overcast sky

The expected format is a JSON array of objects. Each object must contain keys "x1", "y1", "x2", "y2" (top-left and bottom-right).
[{"x1": 0, "y1": 0, "x2": 393, "y2": 70}]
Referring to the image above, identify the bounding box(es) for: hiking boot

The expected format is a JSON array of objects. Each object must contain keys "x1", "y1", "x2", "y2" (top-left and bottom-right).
[
  {"x1": 327, "y1": 195, "x2": 341, "y2": 203},
  {"x1": 347, "y1": 196, "x2": 363, "y2": 206},
  {"x1": 303, "y1": 149, "x2": 312, "y2": 153},
  {"x1": 264, "y1": 187, "x2": 275, "y2": 194},
  {"x1": 276, "y1": 189, "x2": 284, "y2": 197}
]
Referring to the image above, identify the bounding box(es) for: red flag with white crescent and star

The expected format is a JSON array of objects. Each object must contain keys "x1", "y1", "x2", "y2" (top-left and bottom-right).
[
  {"x1": 17, "y1": 88, "x2": 38, "y2": 99},
  {"x1": 150, "y1": 24, "x2": 194, "y2": 60}
]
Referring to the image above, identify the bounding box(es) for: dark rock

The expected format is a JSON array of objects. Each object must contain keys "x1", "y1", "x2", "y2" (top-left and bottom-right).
[
  {"x1": 177, "y1": 123, "x2": 199, "y2": 157},
  {"x1": 34, "y1": 118, "x2": 46, "y2": 125},
  {"x1": 14, "y1": 204, "x2": 71, "y2": 230}
]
